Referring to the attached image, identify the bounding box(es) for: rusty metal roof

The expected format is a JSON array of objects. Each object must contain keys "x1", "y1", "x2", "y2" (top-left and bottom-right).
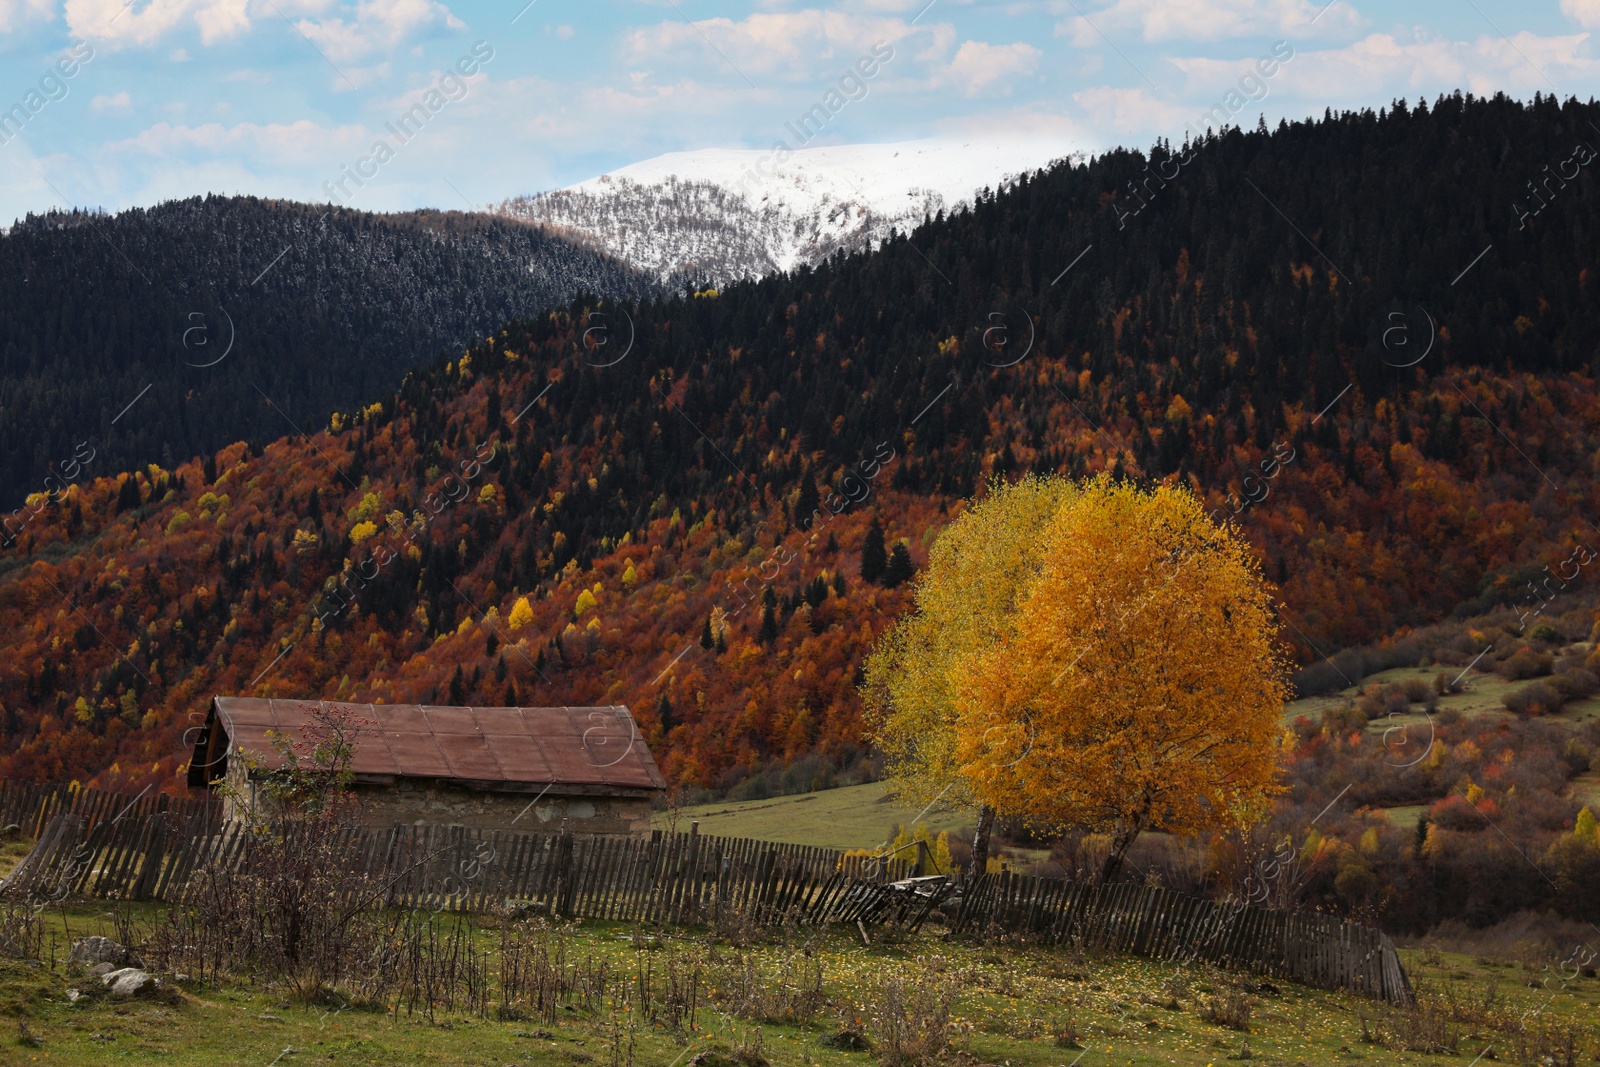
[{"x1": 198, "y1": 697, "x2": 666, "y2": 793}]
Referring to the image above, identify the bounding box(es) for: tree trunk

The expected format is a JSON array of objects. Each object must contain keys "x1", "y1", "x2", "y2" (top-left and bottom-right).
[
  {"x1": 969, "y1": 805, "x2": 996, "y2": 879},
  {"x1": 1099, "y1": 820, "x2": 1144, "y2": 884}
]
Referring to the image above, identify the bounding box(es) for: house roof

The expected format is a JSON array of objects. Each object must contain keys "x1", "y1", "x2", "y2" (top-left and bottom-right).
[{"x1": 189, "y1": 697, "x2": 666, "y2": 794}]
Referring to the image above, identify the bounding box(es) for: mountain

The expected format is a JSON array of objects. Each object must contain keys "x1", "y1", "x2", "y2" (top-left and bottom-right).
[
  {"x1": 0, "y1": 196, "x2": 656, "y2": 513},
  {"x1": 4, "y1": 92, "x2": 1600, "y2": 809},
  {"x1": 494, "y1": 138, "x2": 1074, "y2": 286}
]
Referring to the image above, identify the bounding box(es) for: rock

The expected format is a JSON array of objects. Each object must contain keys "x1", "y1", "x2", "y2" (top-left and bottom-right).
[
  {"x1": 69, "y1": 936, "x2": 129, "y2": 969},
  {"x1": 66, "y1": 988, "x2": 82, "y2": 1003},
  {"x1": 89, "y1": 962, "x2": 114, "y2": 977},
  {"x1": 101, "y1": 967, "x2": 156, "y2": 998}
]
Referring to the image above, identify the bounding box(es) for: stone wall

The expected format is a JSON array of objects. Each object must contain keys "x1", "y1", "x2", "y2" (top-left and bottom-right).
[
  {"x1": 356, "y1": 781, "x2": 652, "y2": 834},
  {"x1": 221, "y1": 762, "x2": 653, "y2": 834}
]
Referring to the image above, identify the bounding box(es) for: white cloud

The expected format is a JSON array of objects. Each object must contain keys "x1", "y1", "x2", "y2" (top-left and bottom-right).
[
  {"x1": 1562, "y1": 0, "x2": 1600, "y2": 30},
  {"x1": 1276, "y1": 31, "x2": 1594, "y2": 100},
  {"x1": 106, "y1": 119, "x2": 373, "y2": 166},
  {"x1": 622, "y1": 10, "x2": 924, "y2": 81},
  {"x1": 942, "y1": 40, "x2": 1041, "y2": 96},
  {"x1": 296, "y1": 0, "x2": 462, "y2": 62},
  {"x1": 65, "y1": 0, "x2": 248, "y2": 45},
  {"x1": 1057, "y1": 0, "x2": 1359, "y2": 45},
  {"x1": 0, "y1": 0, "x2": 52, "y2": 33},
  {"x1": 1072, "y1": 85, "x2": 1194, "y2": 134},
  {"x1": 91, "y1": 90, "x2": 132, "y2": 110}
]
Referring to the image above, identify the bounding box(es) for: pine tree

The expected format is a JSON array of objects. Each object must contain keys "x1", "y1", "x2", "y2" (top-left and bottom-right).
[
  {"x1": 883, "y1": 542, "x2": 915, "y2": 588},
  {"x1": 700, "y1": 615, "x2": 715, "y2": 649},
  {"x1": 504, "y1": 678, "x2": 518, "y2": 706},
  {"x1": 833, "y1": 571, "x2": 847, "y2": 597},
  {"x1": 759, "y1": 587, "x2": 779, "y2": 644},
  {"x1": 448, "y1": 665, "x2": 466, "y2": 705},
  {"x1": 861, "y1": 517, "x2": 888, "y2": 583},
  {"x1": 794, "y1": 474, "x2": 821, "y2": 528},
  {"x1": 658, "y1": 693, "x2": 674, "y2": 731}
]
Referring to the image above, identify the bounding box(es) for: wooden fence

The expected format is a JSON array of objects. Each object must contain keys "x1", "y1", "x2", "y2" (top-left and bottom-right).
[
  {"x1": 0, "y1": 785, "x2": 1412, "y2": 1005},
  {"x1": 950, "y1": 868, "x2": 1413, "y2": 1004},
  {"x1": 0, "y1": 779, "x2": 219, "y2": 840}
]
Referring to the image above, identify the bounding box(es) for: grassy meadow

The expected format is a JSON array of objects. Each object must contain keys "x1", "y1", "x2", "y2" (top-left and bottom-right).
[
  {"x1": 650, "y1": 782, "x2": 966, "y2": 852},
  {"x1": 3, "y1": 904, "x2": 1598, "y2": 1067}
]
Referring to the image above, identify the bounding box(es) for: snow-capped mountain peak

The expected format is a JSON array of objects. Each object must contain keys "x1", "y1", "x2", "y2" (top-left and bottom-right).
[{"x1": 496, "y1": 138, "x2": 1076, "y2": 287}]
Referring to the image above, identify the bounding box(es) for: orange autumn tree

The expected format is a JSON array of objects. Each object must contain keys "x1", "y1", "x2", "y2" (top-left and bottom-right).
[{"x1": 953, "y1": 476, "x2": 1290, "y2": 882}]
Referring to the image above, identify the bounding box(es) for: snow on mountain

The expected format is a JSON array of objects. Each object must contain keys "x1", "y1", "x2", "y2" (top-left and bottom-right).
[{"x1": 496, "y1": 138, "x2": 1076, "y2": 288}]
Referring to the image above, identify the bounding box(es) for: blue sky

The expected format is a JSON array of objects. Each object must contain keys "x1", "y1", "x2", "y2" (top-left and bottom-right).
[{"x1": 0, "y1": 0, "x2": 1596, "y2": 223}]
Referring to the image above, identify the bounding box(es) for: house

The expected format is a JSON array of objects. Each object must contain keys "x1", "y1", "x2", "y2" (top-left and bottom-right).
[{"x1": 187, "y1": 696, "x2": 666, "y2": 833}]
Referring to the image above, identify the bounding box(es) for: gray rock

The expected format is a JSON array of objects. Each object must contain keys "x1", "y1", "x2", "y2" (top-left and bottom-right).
[
  {"x1": 89, "y1": 963, "x2": 114, "y2": 977},
  {"x1": 69, "y1": 936, "x2": 129, "y2": 968},
  {"x1": 101, "y1": 967, "x2": 156, "y2": 998}
]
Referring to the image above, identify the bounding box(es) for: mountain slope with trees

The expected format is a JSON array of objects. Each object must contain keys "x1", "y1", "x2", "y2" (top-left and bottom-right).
[
  {"x1": 2, "y1": 91, "x2": 1600, "y2": 823},
  {"x1": 0, "y1": 195, "x2": 656, "y2": 510}
]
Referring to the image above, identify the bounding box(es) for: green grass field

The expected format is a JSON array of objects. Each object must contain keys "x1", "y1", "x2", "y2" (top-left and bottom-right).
[
  {"x1": 651, "y1": 782, "x2": 970, "y2": 851},
  {"x1": 3, "y1": 905, "x2": 1596, "y2": 1067},
  {"x1": 1281, "y1": 662, "x2": 1600, "y2": 728}
]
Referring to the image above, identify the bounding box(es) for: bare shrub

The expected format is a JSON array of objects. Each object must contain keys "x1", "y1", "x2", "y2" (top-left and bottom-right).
[
  {"x1": 709, "y1": 951, "x2": 824, "y2": 1025},
  {"x1": 1503, "y1": 681, "x2": 1565, "y2": 717},
  {"x1": 864, "y1": 958, "x2": 963, "y2": 1067},
  {"x1": 0, "y1": 898, "x2": 43, "y2": 960},
  {"x1": 1400, "y1": 677, "x2": 1433, "y2": 702},
  {"x1": 1498, "y1": 649, "x2": 1554, "y2": 681},
  {"x1": 633, "y1": 946, "x2": 703, "y2": 1031},
  {"x1": 1197, "y1": 972, "x2": 1253, "y2": 1032},
  {"x1": 1550, "y1": 668, "x2": 1599, "y2": 702}
]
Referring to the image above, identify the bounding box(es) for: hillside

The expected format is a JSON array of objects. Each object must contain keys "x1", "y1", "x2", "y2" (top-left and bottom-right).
[
  {"x1": 494, "y1": 137, "x2": 1073, "y2": 286},
  {"x1": 4, "y1": 92, "x2": 1600, "y2": 823},
  {"x1": 0, "y1": 196, "x2": 655, "y2": 511}
]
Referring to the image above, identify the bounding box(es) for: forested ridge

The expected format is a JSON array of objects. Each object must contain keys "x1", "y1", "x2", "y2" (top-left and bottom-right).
[
  {"x1": 0, "y1": 195, "x2": 656, "y2": 510},
  {"x1": 4, "y1": 92, "x2": 1600, "y2": 801}
]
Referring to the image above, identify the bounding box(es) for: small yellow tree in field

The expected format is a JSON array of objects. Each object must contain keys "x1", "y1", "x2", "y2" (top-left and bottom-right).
[{"x1": 953, "y1": 476, "x2": 1289, "y2": 881}]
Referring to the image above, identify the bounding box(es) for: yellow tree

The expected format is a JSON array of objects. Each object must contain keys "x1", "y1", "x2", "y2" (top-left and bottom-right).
[
  {"x1": 862, "y1": 474, "x2": 1077, "y2": 875},
  {"x1": 954, "y1": 476, "x2": 1289, "y2": 881}
]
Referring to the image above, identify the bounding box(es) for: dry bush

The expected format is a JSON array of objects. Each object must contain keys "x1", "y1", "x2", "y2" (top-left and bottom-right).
[
  {"x1": 864, "y1": 958, "x2": 964, "y2": 1067},
  {"x1": 1499, "y1": 648, "x2": 1554, "y2": 681},
  {"x1": 1550, "y1": 668, "x2": 1599, "y2": 702},
  {"x1": 709, "y1": 893, "x2": 765, "y2": 948},
  {"x1": 708, "y1": 951, "x2": 825, "y2": 1025},
  {"x1": 1399, "y1": 677, "x2": 1433, "y2": 702},
  {"x1": 1511, "y1": 1023, "x2": 1587, "y2": 1067},
  {"x1": 1503, "y1": 681, "x2": 1566, "y2": 716},
  {"x1": 632, "y1": 947, "x2": 703, "y2": 1031},
  {"x1": 1197, "y1": 972, "x2": 1253, "y2": 1032},
  {"x1": 1358, "y1": 1006, "x2": 1458, "y2": 1055},
  {"x1": 0, "y1": 898, "x2": 43, "y2": 960}
]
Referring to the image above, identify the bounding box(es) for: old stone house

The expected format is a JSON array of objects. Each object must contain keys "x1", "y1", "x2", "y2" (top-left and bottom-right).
[{"x1": 187, "y1": 696, "x2": 666, "y2": 833}]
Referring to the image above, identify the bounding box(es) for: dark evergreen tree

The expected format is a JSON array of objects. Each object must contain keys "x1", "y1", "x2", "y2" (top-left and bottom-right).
[
  {"x1": 883, "y1": 542, "x2": 915, "y2": 589},
  {"x1": 700, "y1": 614, "x2": 715, "y2": 649},
  {"x1": 759, "y1": 587, "x2": 779, "y2": 644},
  {"x1": 861, "y1": 518, "x2": 888, "y2": 583}
]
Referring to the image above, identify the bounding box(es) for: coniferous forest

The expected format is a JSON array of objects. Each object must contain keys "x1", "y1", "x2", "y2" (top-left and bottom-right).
[
  {"x1": 3, "y1": 94, "x2": 1600, "y2": 927},
  {"x1": 0, "y1": 195, "x2": 656, "y2": 509}
]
